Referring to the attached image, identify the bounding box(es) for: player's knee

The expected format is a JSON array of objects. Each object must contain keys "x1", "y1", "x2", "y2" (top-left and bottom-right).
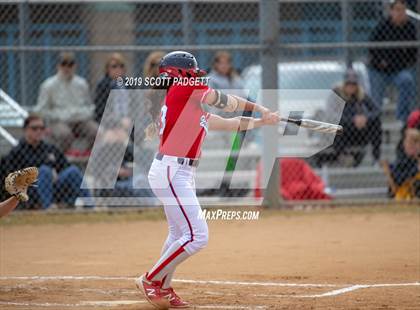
[
  {"x1": 182, "y1": 225, "x2": 208, "y2": 254},
  {"x1": 197, "y1": 232, "x2": 209, "y2": 250},
  {"x1": 167, "y1": 229, "x2": 182, "y2": 245},
  {"x1": 395, "y1": 71, "x2": 414, "y2": 87},
  {"x1": 61, "y1": 165, "x2": 83, "y2": 183},
  {"x1": 192, "y1": 227, "x2": 209, "y2": 251},
  {"x1": 66, "y1": 165, "x2": 82, "y2": 177}
]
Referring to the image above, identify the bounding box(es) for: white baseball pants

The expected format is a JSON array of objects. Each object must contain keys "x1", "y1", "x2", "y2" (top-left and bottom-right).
[{"x1": 145, "y1": 157, "x2": 208, "y2": 288}]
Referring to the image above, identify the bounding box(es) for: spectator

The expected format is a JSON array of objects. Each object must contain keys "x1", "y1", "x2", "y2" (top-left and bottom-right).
[
  {"x1": 90, "y1": 119, "x2": 157, "y2": 206},
  {"x1": 207, "y1": 51, "x2": 252, "y2": 195},
  {"x1": 139, "y1": 51, "x2": 166, "y2": 136},
  {"x1": 389, "y1": 127, "x2": 420, "y2": 199},
  {"x1": 133, "y1": 51, "x2": 166, "y2": 143},
  {"x1": 208, "y1": 51, "x2": 247, "y2": 108},
  {"x1": 330, "y1": 69, "x2": 382, "y2": 166},
  {"x1": 395, "y1": 107, "x2": 420, "y2": 167},
  {"x1": 94, "y1": 53, "x2": 129, "y2": 124},
  {"x1": 368, "y1": 0, "x2": 417, "y2": 122},
  {"x1": 143, "y1": 51, "x2": 165, "y2": 80},
  {"x1": 407, "y1": 108, "x2": 420, "y2": 129},
  {"x1": 35, "y1": 52, "x2": 97, "y2": 153},
  {"x1": 0, "y1": 114, "x2": 91, "y2": 209}
]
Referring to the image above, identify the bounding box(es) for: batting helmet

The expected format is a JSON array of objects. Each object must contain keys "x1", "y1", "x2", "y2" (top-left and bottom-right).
[{"x1": 159, "y1": 51, "x2": 206, "y2": 79}]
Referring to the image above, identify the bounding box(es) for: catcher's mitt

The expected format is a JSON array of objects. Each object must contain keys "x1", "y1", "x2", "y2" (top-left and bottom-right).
[{"x1": 5, "y1": 167, "x2": 38, "y2": 202}]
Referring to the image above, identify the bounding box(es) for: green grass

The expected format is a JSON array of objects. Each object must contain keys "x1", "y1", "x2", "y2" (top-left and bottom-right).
[{"x1": 0, "y1": 204, "x2": 418, "y2": 227}]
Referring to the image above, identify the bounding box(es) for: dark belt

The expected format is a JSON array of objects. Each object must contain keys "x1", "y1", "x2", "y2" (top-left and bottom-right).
[{"x1": 156, "y1": 152, "x2": 199, "y2": 167}]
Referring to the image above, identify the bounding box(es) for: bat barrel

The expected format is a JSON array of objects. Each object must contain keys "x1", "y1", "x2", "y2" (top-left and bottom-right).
[{"x1": 300, "y1": 119, "x2": 343, "y2": 135}]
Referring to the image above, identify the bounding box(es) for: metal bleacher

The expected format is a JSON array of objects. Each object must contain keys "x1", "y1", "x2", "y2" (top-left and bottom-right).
[
  {"x1": 198, "y1": 105, "x2": 399, "y2": 201},
  {"x1": 0, "y1": 89, "x2": 27, "y2": 155}
]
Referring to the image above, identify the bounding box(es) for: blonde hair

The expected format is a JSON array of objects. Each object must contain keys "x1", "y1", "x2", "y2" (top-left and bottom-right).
[
  {"x1": 105, "y1": 53, "x2": 126, "y2": 75},
  {"x1": 212, "y1": 51, "x2": 238, "y2": 79},
  {"x1": 143, "y1": 51, "x2": 165, "y2": 78},
  {"x1": 144, "y1": 122, "x2": 159, "y2": 141}
]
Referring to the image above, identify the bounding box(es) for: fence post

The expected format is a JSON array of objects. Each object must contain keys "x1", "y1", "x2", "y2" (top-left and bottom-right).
[
  {"x1": 182, "y1": 2, "x2": 193, "y2": 45},
  {"x1": 18, "y1": 2, "x2": 27, "y2": 106},
  {"x1": 260, "y1": 0, "x2": 280, "y2": 208},
  {"x1": 341, "y1": 0, "x2": 352, "y2": 66}
]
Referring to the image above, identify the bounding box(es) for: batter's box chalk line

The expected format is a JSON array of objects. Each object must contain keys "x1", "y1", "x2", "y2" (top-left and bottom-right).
[
  {"x1": 0, "y1": 275, "x2": 418, "y2": 305},
  {"x1": 0, "y1": 300, "x2": 267, "y2": 309}
]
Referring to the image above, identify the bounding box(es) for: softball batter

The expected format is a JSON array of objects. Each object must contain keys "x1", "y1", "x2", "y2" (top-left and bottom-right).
[{"x1": 135, "y1": 51, "x2": 279, "y2": 309}]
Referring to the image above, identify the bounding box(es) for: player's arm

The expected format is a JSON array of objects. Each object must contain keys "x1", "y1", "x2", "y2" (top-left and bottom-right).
[
  {"x1": 0, "y1": 197, "x2": 19, "y2": 218},
  {"x1": 208, "y1": 113, "x2": 279, "y2": 132},
  {"x1": 202, "y1": 89, "x2": 271, "y2": 117}
]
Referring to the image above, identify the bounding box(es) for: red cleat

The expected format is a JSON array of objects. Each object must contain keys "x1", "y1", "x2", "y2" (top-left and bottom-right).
[
  {"x1": 162, "y1": 287, "x2": 190, "y2": 308},
  {"x1": 135, "y1": 274, "x2": 169, "y2": 309}
]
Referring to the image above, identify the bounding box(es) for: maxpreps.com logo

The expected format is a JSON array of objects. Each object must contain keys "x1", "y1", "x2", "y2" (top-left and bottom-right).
[{"x1": 198, "y1": 209, "x2": 260, "y2": 221}]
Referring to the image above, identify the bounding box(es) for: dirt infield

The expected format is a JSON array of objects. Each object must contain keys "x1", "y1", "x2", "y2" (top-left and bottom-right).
[{"x1": 0, "y1": 206, "x2": 419, "y2": 309}]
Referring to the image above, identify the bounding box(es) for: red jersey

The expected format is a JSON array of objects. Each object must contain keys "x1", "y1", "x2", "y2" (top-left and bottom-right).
[{"x1": 158, "y1": 83, "x2": 211, "y2": 159}]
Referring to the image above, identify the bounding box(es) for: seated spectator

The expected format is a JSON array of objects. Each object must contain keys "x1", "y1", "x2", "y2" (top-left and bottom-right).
[
  {"x1": 330, "y1": 69, "x2": 382, "y2": 166},
  {"x1": 35, "y1": 52, "x2": 98, "y2": 153},
  {"x1": 94, "y1": 53, "x2": 130, "y2": 124},
  {"x1": 143, "y1": 51, "x2": 165, "y2": 81},
  {"x1": 395, "y1": 107, "x2": 420, "y2": 158},
  {"x1": 0, "y1": 114, "x2": 91, "y2": 209},
  {"x1": 407, "y1": 108, "x2": 420, "y2": 129},
  {"x1": 90, "y1": 118, "x2": 157, "y2": 206},
  {"x1": 207, "y1": 51, "x2": 253, "y2": 193},
  {"x1": 208, "y1": 52, "x2": 245, "y2": 93},
  {"x1": 387, "y1": 127, "x2": 420, "y2": 199},
  {"x1": 368, "y1": 0, "x2": 417, "y2": 122},
  {"x1": 141, "y1": 51, "x2": 165, "y2": 139},
  {"x1": 131, "y1": 51, "x2": 167, "y2": 144},
  {"x1": 208, "y1": 51, "x2": 248, "y2": 115}
]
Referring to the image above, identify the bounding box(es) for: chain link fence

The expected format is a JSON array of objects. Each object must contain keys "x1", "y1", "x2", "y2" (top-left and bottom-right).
[{"x1": 0, "y1": 0, "x2": 419, "y2": 209}]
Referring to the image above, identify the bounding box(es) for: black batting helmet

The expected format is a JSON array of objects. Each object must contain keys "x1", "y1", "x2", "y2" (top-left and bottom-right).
[{"x1": 159, "y1": 51, "x2": 206, "y2": 79}]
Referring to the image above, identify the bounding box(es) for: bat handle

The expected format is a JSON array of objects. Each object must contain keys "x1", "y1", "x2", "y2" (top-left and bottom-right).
[{"x1": 280, "y1": 117, "x2": 301, "y2": 126}]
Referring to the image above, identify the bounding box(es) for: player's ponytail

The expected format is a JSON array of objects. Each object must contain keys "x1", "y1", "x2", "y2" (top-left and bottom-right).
[
  {"x1": 144, "y1": 77, "x2": 173, "y2": 141},
  {"x1": 144, "y1": 122, "x2": 158, "y2": 141}
]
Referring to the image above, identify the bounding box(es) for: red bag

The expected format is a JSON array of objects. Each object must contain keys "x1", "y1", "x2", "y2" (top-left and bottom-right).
[{"x1": 255, "y1": 158, "x2": 331, "y2": 200}]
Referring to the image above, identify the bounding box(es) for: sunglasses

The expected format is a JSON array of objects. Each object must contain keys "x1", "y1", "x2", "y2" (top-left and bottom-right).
[
  {"x1": 60, "y1": 60, "x2": 75, "y2": 67},
  {"x1": 150, "y1": 62, "x2": 159, "y2": 67},
  {"x1": 110, "y1": 63, "x2": 125, "y2": 69},
  {"x1": 28, "y1": 125, "x2": 45, "y2": 131}
]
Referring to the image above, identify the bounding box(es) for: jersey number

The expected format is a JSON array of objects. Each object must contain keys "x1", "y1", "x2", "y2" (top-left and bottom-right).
[{"x1": 159, "y1": 105, "x2": 168, "y2": 136}]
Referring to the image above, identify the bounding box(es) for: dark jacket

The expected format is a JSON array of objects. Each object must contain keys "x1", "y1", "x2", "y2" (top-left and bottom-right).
[
  {"x1": 368, "y1": 18, "x2": 417, "y2": 73},
  {"x1": 391, "y1": 151, "x2": 419, "y2": 186},
  {"x1": 0, "y1": 140, "x2": 69, "y2": 176},
  {"x1": 0, "y1": 140, "x2": 70, "y2": 199},
  {"x1": 94, "y1": 75, "x2": 134, "y2": 123},
  {"x1": 394, "y1": 125, "x2": 420, "y2": 186},
  {"x1": 94, "y1": 75, "x2": 113, "y2": 123},
  {"x1": 333, "y1": 85, "x2": 380, "y2": 128}
]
